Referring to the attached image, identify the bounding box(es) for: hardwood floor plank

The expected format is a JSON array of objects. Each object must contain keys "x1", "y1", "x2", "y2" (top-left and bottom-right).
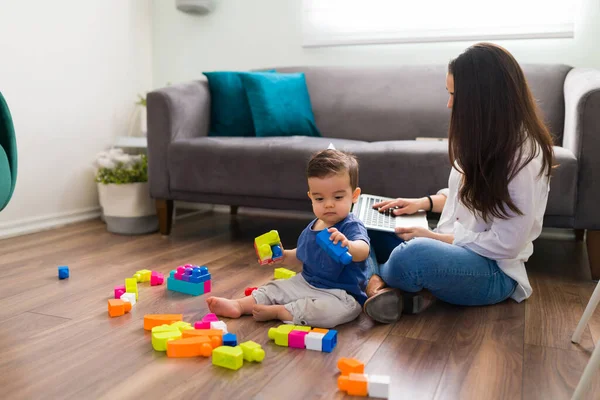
[
  {"x1": 523, "y1": 344, "x2": 600, "y2": 400},
  {"x1": 390, "y1": 301, "x2": 462, "y2": 343}
]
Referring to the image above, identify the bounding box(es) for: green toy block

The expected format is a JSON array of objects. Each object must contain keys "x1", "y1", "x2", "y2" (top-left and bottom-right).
[
  {"x1": 170, "y1": 321, "x2": 193, "y2": 332},
  {"x1": 274, "y1": 268, "x2": 296, "y2": 280},
  {"x1": 212, "y1": 345, "x2": 244, "y2": 370},
  {"x1": 125, "y1": 277, "x2": 139, "y2": 300},
  {"x1": 268, "y1": 324, "x2": 296, "y2": 347},
  {"x1": 151, "y1": 325, "x2": 182, "y2": 351},
  {"x1": 167, "y1": 276, "x2": 205, "y2": 296},
  {"x1": 240, "y1": 341, "x2": 265, "y2": 363},
  {"x1": 134, "y1": 269, "x2": 152, "y2": 283},
  {"x1": 292, "y1": 325, "x2": 312, "y2": 332}
]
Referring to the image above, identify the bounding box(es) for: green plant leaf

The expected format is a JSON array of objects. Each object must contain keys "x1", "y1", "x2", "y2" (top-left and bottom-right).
[{"x1": 95, "y1": 154, "x2": 148, "y2": 184}]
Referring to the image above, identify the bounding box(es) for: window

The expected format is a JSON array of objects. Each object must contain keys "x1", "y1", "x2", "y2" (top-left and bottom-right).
[{"x1": 302, "y1": 0, "x2": 576, "y2": 48}]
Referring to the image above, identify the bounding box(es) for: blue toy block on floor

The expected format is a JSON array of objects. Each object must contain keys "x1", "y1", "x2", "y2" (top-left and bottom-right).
[
  {"x1": 167, "y1": 271, "x2": 205, "y2": 296},
  {"x1": 58, "y1": 266, "x2": 69, "y2": 280},
  {"x1": 223, "y1": 333, "x2": 238, "y2": 346},
  {"x1": 322, "y1": 330, "x2": 338, "y2": 353}
]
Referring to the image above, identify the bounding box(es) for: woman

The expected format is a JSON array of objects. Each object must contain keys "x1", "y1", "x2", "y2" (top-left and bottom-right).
[{"x1": 363, "y1": 42, "x2": 555, "y2": 323}]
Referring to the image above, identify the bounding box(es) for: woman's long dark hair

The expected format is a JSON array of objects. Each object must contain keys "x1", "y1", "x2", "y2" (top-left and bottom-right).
[{"x1": 448, "y1": 42, "x2": 554, "y2": 222}]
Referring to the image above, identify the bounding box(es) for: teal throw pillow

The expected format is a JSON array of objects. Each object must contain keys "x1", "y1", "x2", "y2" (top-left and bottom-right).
[
  {"x1": 239, "y1": 72, "x2": 321, "y2": 138},
  {"x1": 203, "y1": 70, "x2": 273, "y2": 137}
]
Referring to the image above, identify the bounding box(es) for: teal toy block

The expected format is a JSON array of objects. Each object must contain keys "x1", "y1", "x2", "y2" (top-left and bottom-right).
[{"x1": 167, "y1": 275, "x2": 205, "y2": 296}]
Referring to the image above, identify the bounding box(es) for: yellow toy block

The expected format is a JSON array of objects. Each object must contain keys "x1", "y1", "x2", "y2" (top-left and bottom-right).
[
  {"x1": 268, "y1": 324, "x2": 296, "y2": 347},
  {"x1": 293, "y1": 325, "x2": 312, "y2": 332},
  {"x1": 125, "y1": 277, "x2": 138, "y2": 300},
  {"x1": 170, "y1": 321, "x2": 193, "y2": 332},
  {"x1": 240, "y1": 341, "x2": 265, "y2": 363},
  {"x1": 212, "y1": 345, "x2": 244, "y2": 370},
  {"x1": 133, "y1": 269, "x2": 152, "y2": 283},
  {"x1": 254, "y1": 230, "x2": 283, "y2": 265},
  {"x1": 274, "y1": 268, "x2": 296, "y2": 280},
  {"x1": 151, "y1": 324, "x2": 182, "y2": 351}
]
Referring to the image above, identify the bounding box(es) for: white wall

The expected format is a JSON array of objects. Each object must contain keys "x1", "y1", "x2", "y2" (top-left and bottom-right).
[
  {"x1": 152, "y1": 0, "x2": 600, "y2": 86},
  {"x1": 0, "y1": 1, "x2": 153, "y2": 238}
]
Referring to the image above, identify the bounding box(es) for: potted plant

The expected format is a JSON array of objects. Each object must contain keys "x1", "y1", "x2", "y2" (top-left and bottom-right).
[
  {"x1": 136, "y1": 93, "x2": 147, "y2": 134},
  {"x1": 94, "y1": 148, "x2": 158, "y2": 235}
]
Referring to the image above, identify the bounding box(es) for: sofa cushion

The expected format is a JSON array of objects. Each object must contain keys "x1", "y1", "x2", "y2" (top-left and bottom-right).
[{"x1": 240, "y1": 72, "x2": 321, "y2": 138}]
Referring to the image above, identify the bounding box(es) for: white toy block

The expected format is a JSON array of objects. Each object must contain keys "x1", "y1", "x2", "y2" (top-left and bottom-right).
[
  {"x1": 305, "y1": 332, "x2": 325, "y2": 351},
  {"x1": 120, "y1": 292, "x2": 137, "y2": 306},
  {"x1": 210, "y1": 320, "x2": 228, "y2": 333},
  {"x1": 367, "y1": 374, "x2": 390, "y2": 399}
]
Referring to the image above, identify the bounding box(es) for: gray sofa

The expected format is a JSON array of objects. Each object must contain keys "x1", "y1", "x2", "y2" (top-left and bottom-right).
[{"x1": 147, "y1": 65, "x2": 600, "y2": 278}]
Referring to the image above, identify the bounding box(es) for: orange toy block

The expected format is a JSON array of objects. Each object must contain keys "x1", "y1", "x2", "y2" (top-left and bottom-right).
[
  {"x1": 143, "y1": 314, "x2": 183, "y2": 331},
  {"x1": 338, "y1": 373, "x2": 368, "y2": 397},
  {"x1": 182, "y1": 329, "x2": 223, "y2": 348},
  {"x1": 338, "y1": 357, "x2": 365, "y2": 376},
  {"x1": 167, "y1": 336, "x2": 214, "y2": 358},
  {"x1": 108, "y1": 299, "x2": 132, "y2": 317},
  {"x1": 312, "y1": 328, "x2": 329, "y2": 334}
]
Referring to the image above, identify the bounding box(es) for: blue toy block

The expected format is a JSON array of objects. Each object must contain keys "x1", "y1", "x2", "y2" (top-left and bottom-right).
[
  {"x1": 167, "y1": 275, "x2": 205, "y2": 296},
  {"x1": 316, "y1": 229, "x2": 352, "y2": 265},
  {"x1": 58, "y1": 266, "x2": 69, "y2": 280},
  {"x1": 223, "y1": 333, "x2": 238, "y2": 346},
  {"x1": 271, "y1": 245, "x2": 283, "y2": 259},
  {"x1": 322, "y1": 329, "x2": 338, "y2": 353}
]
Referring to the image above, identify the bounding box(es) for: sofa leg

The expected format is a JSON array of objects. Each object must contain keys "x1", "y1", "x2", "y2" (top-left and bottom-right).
[
  {"x1": 575, "y1": 229, "x2": 585, "y2": 241},
  {"x1": 230, "y1": 205, "x2": 239, "y2": 215},
  {"x1": 156, "y1": 199, "x2": 174, "y2": 235},
  {"x1": 587, "y1": 230, "x2": 600, "y2": 280}
]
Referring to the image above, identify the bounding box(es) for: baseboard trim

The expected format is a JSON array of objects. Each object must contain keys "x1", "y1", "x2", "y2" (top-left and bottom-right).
[{"x1": 0, "y1": 207, "x2": 101, "y2": 239}]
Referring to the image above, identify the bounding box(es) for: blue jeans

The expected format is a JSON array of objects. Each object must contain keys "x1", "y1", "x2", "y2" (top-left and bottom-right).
[{"x1": 367, "y1": 230, "x2": 517, "y2": 306}]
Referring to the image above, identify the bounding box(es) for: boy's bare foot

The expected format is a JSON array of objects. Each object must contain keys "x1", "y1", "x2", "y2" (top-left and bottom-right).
[
  {"x1": 206, "y1": 297, "x2": 243, "y2": 318},
  {"x1": 252, "y1": 304, "x2": 293, "y2": 322}
]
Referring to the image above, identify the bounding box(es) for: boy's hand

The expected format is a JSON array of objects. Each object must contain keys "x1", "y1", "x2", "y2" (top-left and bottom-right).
[{"x1": 327, "y1": 228, "x2": 349, "y2": 248}]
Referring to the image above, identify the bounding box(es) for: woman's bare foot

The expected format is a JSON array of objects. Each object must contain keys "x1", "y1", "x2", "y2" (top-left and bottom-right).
[
  {"x1": 206, "y1": 297, "x2": 243, "y2": 318},
  {"x1": 252, "y1": 304, "x2": 293, "y2": 322}
]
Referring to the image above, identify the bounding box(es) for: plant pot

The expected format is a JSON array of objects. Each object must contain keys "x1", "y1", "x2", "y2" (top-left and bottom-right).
[{"x1": 97, "y1": 182, "x2": 158, "y2": 235}]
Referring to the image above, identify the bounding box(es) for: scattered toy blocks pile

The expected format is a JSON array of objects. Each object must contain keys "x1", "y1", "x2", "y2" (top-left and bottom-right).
[
  {"x1": 254, "y1": 230, "x2": 284, "y2": 265},
  {"x1": 337, "y1": 357, "x2": 390, "y2": 398},
  {"x1": 167, "y1": 265, "x2": 212, "y2": 296},
  {"x1": 268, "y1": 324, "x2": 337, "y2": 352}
]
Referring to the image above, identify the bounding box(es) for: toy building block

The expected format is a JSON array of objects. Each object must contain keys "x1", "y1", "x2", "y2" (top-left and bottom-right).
[
  {"x1": 367, "y1": 374, "x2": 391, "y2": 399},
  {"x1": 268, "y1": 324, "x2": 296, "y2": 347},
  {"x1": 114, "y1": 285, "x2": 126, "y2": 299},
  {"x1": 167, "y1": 272, "x2": 204, "y2": 296},
  {"x1": 312, "y1": 328, "x2": 329, "y2": 334},
  {"x1": 143, "y1": 314, "x2": 183, "y2": 331},
  {"x1": 210, "y1": 320, "x2": 228, "y2": 333},
  {"x1": 182, "y1": 329, "x2": 223, "y2": 348},
  {"x1": 167, "y1": 336, "x2": 213, "y2": 358},
  {"x1": 274, "y1": 268, "x2": 296, "y2": 280},
  {"x1": 170, "y1": 321, "x2": 193, "y2": 332},
  {"x1": 133, "y1": 269, "x2": 152, "y2": 283},
  {"x1": 338, "y1": 358, "x2": 365, "y2": 376},
  {"x1": 292, "y1": 325, "x2": 311, "y2": 332},
  {"x1": 289, "y1": 330, "x2": 309, "y2": 349},
  {"x1": 316, "y1": 229, "x2": 353, "y2": 265},
  {"x1": 240, "y1": 341, "x2": 265, "y2": 363},
  {"x1": 222, "y1": 333, "x2": 238, "y2": 347},
  {"x1": 58, "y1": 266, "x2": 69, "y2": 279},
  {"x1": 150, "y1": 271, "x2": 164, "y2": 286},
  {"x1": 125, "y1": 277, "x2": 138, "y2": 300},
  {"x1": 151, "y1": 325, "x2": 182, "y2": 351},
  {"x1": 244, "y1": 287, "x2": 258, "y2": 296},
  {"x1": 120, "y1": 292, "x2": 136, "y2": 306},
  {"x1": 212, "y1": 345, "x2": 244, "y2": 370},
  {"x1": 204, "y1": 280, "x2": 211, "y2": 294},
  {"x1": 322, "y1": 330, "x2": 338, "y2": 353},
  {"x1": 189, "y1": 266, "x2": 210, "y2": 283},
  {"x1": 338, "y1": 373, "x2": 368, "y2": 397},
  {"x1": 108, "y1": 299, "x2": 132, "y2": 317},
  {"x1": 254, "y1": 230, "x2": 284, "y2": 265},
  {"x1": 305, "y1": 332, "x2": 326, "y2": 351},
  {"x1": 194, "y1": 313, "x2": 219, "y2": 329}
]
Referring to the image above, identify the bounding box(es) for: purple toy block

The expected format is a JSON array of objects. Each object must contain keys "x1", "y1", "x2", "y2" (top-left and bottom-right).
[
  {"x1": 288, "y1": 330, "x2": 308, "y2": 349},
  {"x1": 204, "y1": 280, "x2": 211, "y2": 293},
  {"x1": 114, "y1": 285, "x2": 126, "y2": 299},
  {"x1": 182, "y1": 267, "x2": 193, "y2": 282}
]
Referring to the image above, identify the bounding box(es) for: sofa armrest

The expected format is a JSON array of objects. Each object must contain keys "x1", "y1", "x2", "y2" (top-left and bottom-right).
[
  {"x1": 147, "y1": 80, "x2": 210, "y2": 199},
  {"x1": 562, "y1": 68, "x2": 600, "y2": 229}
]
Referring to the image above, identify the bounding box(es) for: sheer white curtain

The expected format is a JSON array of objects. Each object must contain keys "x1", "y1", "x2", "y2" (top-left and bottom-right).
[{"x1": 302, "y1": 0, "x2": 576, "y2": 47}]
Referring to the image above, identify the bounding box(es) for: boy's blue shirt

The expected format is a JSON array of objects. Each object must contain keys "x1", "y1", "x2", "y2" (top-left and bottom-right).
[{"x1": 296, "y1": 213, "x2": 370, "y2": 305}]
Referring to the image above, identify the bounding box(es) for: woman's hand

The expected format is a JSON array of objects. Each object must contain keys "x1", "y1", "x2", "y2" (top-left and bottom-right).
[
  {"x1": 327, "y1": 227, "x2": 349, "y2": 248},
  {"x1": 395, "y1": 226, "x2": 432, "y2": 241},
  {"x1": 373, "y1": 197, "x2": 427, "y2": 216}
]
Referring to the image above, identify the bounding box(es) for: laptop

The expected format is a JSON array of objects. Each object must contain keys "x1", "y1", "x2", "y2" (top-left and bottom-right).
[{"x1": 351, "y1": 193, "x2": 430, "y2": 233}]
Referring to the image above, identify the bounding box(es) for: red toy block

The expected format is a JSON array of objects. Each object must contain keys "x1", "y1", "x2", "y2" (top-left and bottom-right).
[
  {"x1": 288, "y1": 330, "x2": 309, "y2": 349},
  {"x1": 114, "y1": 285, "x2": 126, "y2": 299},
  {"x1": 150, "y1": 271, "x2": 164, "y2": 286},
  {"x1": 204, "y1": 280, "x2": 211, "y2": 293},
  {"x1": 245, "y1": 287, "x2": 258, "y2": 296}
]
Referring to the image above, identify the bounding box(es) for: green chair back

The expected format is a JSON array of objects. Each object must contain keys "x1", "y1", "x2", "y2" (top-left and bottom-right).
[{"x1": 0, "y1": 91, "x2": 17, "y2": 211}]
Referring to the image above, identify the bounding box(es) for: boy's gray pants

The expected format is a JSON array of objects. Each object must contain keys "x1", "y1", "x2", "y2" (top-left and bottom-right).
[{"x1": 252, "y1": 274, "x2": 362, "y2": 328}]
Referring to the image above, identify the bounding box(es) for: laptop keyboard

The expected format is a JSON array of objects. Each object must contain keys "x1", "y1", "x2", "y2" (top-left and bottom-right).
[{"x1": 357, "y1": 196, "x2": 397, "y2": 230}]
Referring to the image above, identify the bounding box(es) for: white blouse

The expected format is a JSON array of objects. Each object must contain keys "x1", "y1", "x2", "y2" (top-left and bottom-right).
[{"x1": 435, "y1": 150, "x2": 550, "y2": 302}]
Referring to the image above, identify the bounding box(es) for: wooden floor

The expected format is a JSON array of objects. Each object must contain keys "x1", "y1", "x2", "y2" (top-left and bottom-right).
[{"x1": 1, "y1": 210, "x2": 599, "y2": 400}]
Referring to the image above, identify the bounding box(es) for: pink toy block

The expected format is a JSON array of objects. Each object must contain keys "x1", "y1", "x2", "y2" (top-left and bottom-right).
[
  {"x1": 204, "y1": 313, "x2": 218, "y2": 322},
  {"x1": 150, "y1": 271, "x2": 164, "y2": 286},
  {"x1": 194, "y1": 313, "x2": 219, "y2": 329},
  {"x1": 174, "y1": 266, "x2": 185, "y2": 280},
  {"x1": 184, "y1": 264, "x2": 193, "y2": 268},
  {"x1": 288, "y1": 330, "x2": 309, "y2": 349},
  {"x1": 114, "y1": 285, "x2": 126, "y2": 299},
  {"x1": 204, "y1": 280, "x2": 211, "y2": 293}
]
